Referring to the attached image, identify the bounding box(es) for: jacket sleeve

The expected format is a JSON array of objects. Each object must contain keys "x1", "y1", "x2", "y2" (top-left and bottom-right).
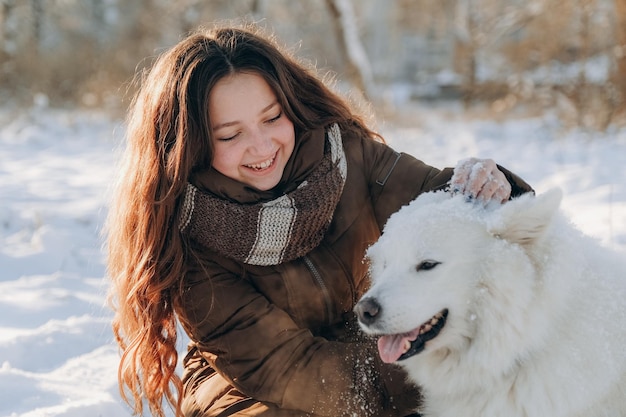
[
  {"x1": 356, "y1": 134, "x2": 533, "y2": 229},
  {"x1": 177, "y1": 252, "x2": 420, "y2": 417}
]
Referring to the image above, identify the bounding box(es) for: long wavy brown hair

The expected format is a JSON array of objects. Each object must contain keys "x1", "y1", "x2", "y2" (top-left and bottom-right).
[{"x1": 105, "y1": 23, "x2": 380, "y2": 417}]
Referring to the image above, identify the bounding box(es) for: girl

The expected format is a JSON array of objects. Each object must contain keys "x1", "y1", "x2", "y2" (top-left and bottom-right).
[{"x1": 106, "y1": 24, "x2": 531, "y2": 417}]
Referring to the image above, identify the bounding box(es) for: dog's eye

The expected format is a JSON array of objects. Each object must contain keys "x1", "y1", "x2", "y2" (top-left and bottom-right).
[{"x1": 416, "y1": 260, "x2": 441, "y2": 271}]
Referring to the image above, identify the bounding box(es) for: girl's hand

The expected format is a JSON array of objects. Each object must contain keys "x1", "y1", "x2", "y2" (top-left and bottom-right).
[{"x1": 450, "y1": 158, "x2": 511, "y2": 203}]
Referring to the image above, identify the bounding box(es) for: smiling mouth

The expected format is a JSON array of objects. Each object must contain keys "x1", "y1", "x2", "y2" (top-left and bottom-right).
[
  {"x1": 377, "y1": 309, "x2": 449, "y2": 363},
  {"x1": 245, "y1": 153, "x2": 276, "y2": 171}
]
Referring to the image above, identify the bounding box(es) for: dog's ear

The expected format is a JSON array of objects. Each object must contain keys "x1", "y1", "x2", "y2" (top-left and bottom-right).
[{"x1": 487, "y1": 188, "x2": 563, "y2": 246}]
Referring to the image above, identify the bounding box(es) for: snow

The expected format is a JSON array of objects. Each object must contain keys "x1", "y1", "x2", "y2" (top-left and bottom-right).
[{"x1": 1, "y1": 103, "x2": 625, "y2": 416}]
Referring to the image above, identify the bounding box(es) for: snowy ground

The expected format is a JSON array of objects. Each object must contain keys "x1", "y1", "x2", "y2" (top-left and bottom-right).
[{"x1": 1, "y1": 104, "x2": 624, "y2": 417}]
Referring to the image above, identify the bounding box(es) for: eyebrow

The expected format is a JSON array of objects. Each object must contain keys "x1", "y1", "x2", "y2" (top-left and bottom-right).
[{"x1": 212, "y1": 101, "x2": 279, "y2": 131}]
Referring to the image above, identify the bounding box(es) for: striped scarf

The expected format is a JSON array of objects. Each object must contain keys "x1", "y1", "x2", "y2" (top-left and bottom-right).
[{"x1": 179, "y1": 124, "x2": 347, "y2": 266}]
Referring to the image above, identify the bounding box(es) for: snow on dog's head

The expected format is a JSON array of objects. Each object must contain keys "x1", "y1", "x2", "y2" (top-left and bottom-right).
[{"x1": 355, "y1": 188, "x2": 562, "y2": 366}]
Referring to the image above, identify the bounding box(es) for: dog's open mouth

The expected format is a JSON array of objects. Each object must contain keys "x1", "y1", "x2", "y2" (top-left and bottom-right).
[{"x1": 377, "y1": 309, "x2": 448, "y2": 363}]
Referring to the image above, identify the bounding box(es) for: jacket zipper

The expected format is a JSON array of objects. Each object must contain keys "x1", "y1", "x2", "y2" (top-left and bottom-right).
[{"x1": 303, "y1": 255, "x2": 333, "y2": 324}]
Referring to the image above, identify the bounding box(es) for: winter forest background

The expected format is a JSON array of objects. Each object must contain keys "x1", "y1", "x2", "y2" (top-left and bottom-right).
[
  {"x1": 2, "y1": 1, "x2": 626, "y2": 416},
  {"x1": 4, "y1": 0, "x2": 626, "y2": 128}
]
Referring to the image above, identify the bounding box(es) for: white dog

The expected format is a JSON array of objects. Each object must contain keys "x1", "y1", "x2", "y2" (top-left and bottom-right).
[{"x1": 355, "y1": 189, "x2": 626, "y2": 417}]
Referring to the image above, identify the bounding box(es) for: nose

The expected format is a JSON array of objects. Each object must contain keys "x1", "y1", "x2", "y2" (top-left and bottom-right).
[
  {"x1": 249, "y1": 128, "x2": 273, "y2": 154},
  {"x1": 354, "y1": 297, "x2": 382, "y2": 326}
]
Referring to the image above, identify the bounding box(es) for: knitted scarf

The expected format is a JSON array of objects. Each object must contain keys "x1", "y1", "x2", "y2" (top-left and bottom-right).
[{"x1": 179, "y1": 124, "x2": 347, "y2": 266}]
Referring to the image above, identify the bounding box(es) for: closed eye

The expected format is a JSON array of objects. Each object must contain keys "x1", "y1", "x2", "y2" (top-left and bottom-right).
[
  {"x1": 218, "y1": 132, "x2": 240, "y2": 142},
  {"x1": 416, "y1": 260, "x2": 441, "y2": 272},
  {"x1": 265, "y1": 111, "x2": 282, "y2": 124}
]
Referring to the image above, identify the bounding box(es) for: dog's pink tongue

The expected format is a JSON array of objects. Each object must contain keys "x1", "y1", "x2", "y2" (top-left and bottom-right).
[{"x1": 378, "y1": 332, "x2": 416, "y2": 363}]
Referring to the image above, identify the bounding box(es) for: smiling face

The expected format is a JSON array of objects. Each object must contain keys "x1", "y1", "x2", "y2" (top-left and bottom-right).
[{"x1": 209, "y1": 72, "x2": 296, "y2": 191}]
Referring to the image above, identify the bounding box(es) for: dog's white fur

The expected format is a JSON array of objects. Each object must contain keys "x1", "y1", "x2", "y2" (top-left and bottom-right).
[{"x1": 357, "y1": 189, "x2": 626, "y2": 417}]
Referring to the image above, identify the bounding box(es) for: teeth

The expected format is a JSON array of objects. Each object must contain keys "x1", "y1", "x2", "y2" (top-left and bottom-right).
[
  {"x1": 419, "y1": 313, "x2": 443, "y2": 335},
  {"x1": 403, "y1": 339, "x2": 411, "y2": 353},
  {"x1": 247, "y1": 156, "x2": 274, "y2": 170},
  {"x1": 404, "y1": 310, "x2": 447, "y2": 353}
]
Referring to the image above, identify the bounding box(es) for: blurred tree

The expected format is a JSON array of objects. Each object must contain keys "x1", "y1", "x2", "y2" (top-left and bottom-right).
[
  {"x1": 251, "y1": 0, "x2": 269, "y2": 19},
  {"x1": 0, "y1": 0, "x2": 624, "y2": 130},
  {"x1": 1, "y1": 0, "x2": 17, "y2": 83},
  {"x1": 614, "y1": 0, "x2": 626, "y2": 114},
  {"x1": 326, "y1": 0, "x2": 375, "y2": 101},
  {"x1": 31, "y1": 0, "x2": 42, "y2": 52},
  {"x1": 453, "y1": 0, "x2": 541, "y2": 107}
]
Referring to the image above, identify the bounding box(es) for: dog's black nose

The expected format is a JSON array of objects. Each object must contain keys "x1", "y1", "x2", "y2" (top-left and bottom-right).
[{"x1": 354, "y1": 297, "x2": 381, "y2": 326}]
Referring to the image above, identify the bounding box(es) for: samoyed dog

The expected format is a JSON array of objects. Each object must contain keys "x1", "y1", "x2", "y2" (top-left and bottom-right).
[{"x1": 355, "y1": 189, "x2": 626, "y2": 417}]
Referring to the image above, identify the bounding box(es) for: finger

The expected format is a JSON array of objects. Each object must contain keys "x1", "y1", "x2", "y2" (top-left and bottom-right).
[
  {"x1": 464, "y1": 160, "x2": 492, "y2": 197},
  {"x1": 450, "y1": 158, "x2": 477, "y2": 195},
  {"x1": 494, "y1": 173, "x2": 512, "y2": 203},
  {"x1": 487, "y1": 166, "x2": 511, "y2": 202},
  {"x1": 475, "y1": 178, "x2": 500, "y2": 201},
  {"x1": 475, "y1": 172, "x2": 511, "y2": 203},
  {"x1": 494, "y1": 180, "x2": 512, "y2": 203}
]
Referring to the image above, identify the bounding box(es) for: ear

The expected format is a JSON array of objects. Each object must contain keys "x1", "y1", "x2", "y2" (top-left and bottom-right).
[{"x1": 487, "y1": 188, "x2": 563, "y2": 246}]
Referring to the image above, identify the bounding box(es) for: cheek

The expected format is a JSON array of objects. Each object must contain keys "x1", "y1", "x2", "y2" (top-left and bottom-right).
[
  {"x1": 211, "y1": 144, "x2": 242, "y2": 174},
  {"x1": 277, "y1": 121, "x2": 295, "y2": 149}
]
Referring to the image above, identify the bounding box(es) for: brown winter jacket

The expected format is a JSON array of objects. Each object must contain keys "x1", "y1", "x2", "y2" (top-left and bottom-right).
[{"x1": 176, "y1": 125, "x2": 532, "y2": 417}]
